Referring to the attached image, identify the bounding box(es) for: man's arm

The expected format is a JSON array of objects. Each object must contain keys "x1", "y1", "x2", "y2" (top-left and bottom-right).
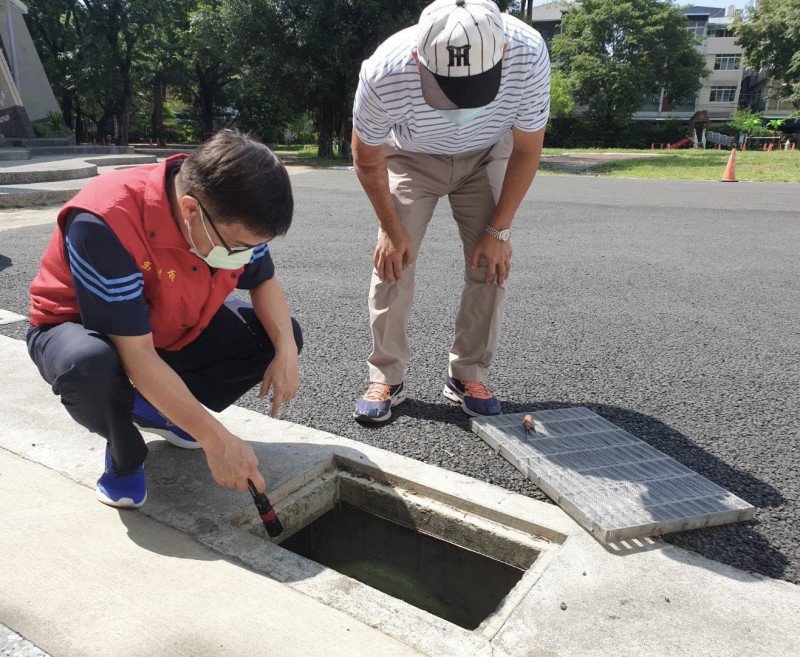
[
  {"x1": 488, "y1": 126, "x2": 545, "y2": 231},
  {"x1": 470, "y1": 126, "x2": 546, "y2": 286},
  {"x1": 108, "y1": 333, "x2": 266, "y2": 493},
  {"x1": 352, "y1": 129, "x2": 415, "y2": 284},
  {"x1": 250, "y1": 275, "x2": 299, "y2": 417}
]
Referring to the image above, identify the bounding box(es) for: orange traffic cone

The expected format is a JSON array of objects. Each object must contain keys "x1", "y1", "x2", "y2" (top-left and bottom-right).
[
  {"x1": 716, "y1": 144, "x2": 721, "y2": 150},
  {"x1": 792, "y1": 143, "x2": 796, "y2": 151},
  {"x1": 651, "y1": 143, "x2": 655, "y2": 150},
  {"x1": 721, "y1": 148, "x2": 738, "y2": 182},
  {"x1": 768, "y1": 143, "x2": 774, "y2": 152}
]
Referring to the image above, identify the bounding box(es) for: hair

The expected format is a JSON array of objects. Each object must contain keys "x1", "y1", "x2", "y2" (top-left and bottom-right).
[{"x1": 178, "y1": 129, "x2": 293, "y2": 238}]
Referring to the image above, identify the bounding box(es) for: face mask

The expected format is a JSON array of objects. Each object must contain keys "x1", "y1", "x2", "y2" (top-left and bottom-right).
[
  {"x1": 435, "y1": 107, "x2": 487, "y2": 126},
  {"x1": 185, "y1": 213, "x2": 256, "y2": 270}
]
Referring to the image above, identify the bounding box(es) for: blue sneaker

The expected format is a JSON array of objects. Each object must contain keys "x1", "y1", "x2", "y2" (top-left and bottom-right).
[
  {"x1": 353, "y1": 382, "x2": 405, "y2": 423},
  {"x1": 443, "y1": 376, "x2": 502, "y2": 417},
  {"x1": 132, "y1": 390, "x2": 201, "y2": 449},
  {"x1": 95, "y1": 448, "x2": 147, "y2": 508}
]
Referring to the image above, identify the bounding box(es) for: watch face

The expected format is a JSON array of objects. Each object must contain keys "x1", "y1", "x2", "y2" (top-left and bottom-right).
[{"x1": 498, "y1": 229, "x2": 511, "y2": 241}]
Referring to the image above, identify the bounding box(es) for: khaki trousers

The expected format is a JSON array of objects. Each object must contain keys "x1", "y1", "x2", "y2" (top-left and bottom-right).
[{"x1": 368, "y1": 132, "x2": 513, "y2": 385}]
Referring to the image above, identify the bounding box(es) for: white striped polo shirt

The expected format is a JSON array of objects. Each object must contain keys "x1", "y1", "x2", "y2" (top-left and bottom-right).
[{"x1": 353, "y1": 13, "x2": 550, "y2": 155}]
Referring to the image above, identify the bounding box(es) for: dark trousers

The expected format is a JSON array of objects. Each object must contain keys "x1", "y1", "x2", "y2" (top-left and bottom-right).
[{"x1": 26, "y1": 297, "x2": 303, "y2": 472}]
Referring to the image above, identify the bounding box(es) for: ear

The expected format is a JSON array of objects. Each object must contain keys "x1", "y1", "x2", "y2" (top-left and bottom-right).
[
  {"x1": 411, "y1": 48, "x2": 421, "y2": 71},
  {"x1": 178, "y1": 194, "x2": 200, "y2": 223}
]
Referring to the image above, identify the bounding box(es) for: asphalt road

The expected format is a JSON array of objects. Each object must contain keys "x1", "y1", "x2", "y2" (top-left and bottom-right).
[{"x1": 1, "y1": 172, "x2": 798, "y2": 585}]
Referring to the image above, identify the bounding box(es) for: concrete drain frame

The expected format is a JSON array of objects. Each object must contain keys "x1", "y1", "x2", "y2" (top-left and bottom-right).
[{"x1": 229, "y1": 454, "x2": 564, "y2": 652}]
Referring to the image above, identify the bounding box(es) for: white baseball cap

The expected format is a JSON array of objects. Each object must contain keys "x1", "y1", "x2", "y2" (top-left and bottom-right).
[{"x1": 416, "y1": 0, "x2": 505, "y2": 109}]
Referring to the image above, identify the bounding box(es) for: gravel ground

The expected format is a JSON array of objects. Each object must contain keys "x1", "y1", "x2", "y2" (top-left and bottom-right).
[{"x1": 1, "y1": 173, "x2": 798, "y2": 585}]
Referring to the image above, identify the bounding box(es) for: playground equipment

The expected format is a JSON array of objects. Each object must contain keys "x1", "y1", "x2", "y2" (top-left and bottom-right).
[{"x1": 668, "y1": 111, "x2": 710, "y2": 149}]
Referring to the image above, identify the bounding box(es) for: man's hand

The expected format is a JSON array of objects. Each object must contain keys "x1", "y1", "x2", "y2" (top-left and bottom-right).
[
  {"x1": 374, "y1": 227, "x2": 415, "y2": 284},
  {"x1": 471, "y1": 231, "x2": 513, "y2": 286},
  {"x1": 258, "y1": 348, "x2": 300, "y2": 418},
  {"x1": 204, "y1": 432, "x2": 266, "y2": 493}
]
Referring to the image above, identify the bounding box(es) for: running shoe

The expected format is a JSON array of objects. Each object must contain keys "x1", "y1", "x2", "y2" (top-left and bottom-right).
[
  {"x1": 353, "y1": 382, "x2": 405, "y2": 423},
  {"x1": 443, "y1": 376, "x2": 501, "y2": 417}
]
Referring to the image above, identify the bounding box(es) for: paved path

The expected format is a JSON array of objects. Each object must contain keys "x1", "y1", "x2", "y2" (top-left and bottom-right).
[
  {"x1": 0, "y1": 173, "x2": 798, "y2": 586},
  {"x1": 1, "y1": 335, "x2": 798, "y2": 656}
]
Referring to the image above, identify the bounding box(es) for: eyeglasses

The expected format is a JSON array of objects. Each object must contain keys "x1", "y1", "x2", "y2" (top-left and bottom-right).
[{"x1": 192, "y1": 196, "x2": 254, "y2": 254}]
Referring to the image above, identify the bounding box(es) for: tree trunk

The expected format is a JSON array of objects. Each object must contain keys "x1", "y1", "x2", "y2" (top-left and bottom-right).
[
  {"x1": 61, "y1": 94, "x2": 74, "y2": 130},
  {"x1": 97, "y1": 113, "x2": 110, "y2": 143},
  {"x1": 197, "y1": 68, "x2": 216, "y2": 139},
  {"x1": 152, "y1": 73, "x2": 165, "y2": 146},
  {"x1": 317, "y1": 105, "x2": 334, "y2": 159},
  {"x1": 75, "y1": 102, "x2": 84, "y2": 144},
  {"x1": 117, "y1": 91, "x2": 131, "y2": 146},
  {"x1": 201, "y1": 93, "x2": 215, "y2": 138},
  {"x1": 525, "y1": 0, "x2": 533, "y2": 18}
]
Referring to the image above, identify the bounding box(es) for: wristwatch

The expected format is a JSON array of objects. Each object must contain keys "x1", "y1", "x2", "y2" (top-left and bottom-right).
[{"x1": 485, "y1": 224, "x2": 511, "y2": 242}]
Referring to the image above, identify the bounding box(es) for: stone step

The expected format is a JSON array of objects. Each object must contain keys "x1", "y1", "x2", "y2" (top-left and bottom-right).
[
  {"x1": 134, "y1": 147, "x2": 197, "y2": 157},
  {"x1": 0, "y1": 136, "x2": 75, "y2": 148},
  {"x1": 0, "y1": 177, "x2": 95, "y2": 208},
  {"x1": 0, "y1": 149, "x2": 31, "y2": 161},
  {"x1": 29, "y1": 145, "x2": 135, "y2": 156},
  {"x1": 0, "y1": 154, "x2": 156, "y2": 185}
]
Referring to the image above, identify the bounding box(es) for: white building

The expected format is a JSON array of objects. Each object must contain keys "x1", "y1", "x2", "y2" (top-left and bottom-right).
[
  {"x1": 0, "y1": 0, "x2": 60, "y2": 138},
  {"x1": 528, "y1": 3, "x2": 782, "y2": 123}
]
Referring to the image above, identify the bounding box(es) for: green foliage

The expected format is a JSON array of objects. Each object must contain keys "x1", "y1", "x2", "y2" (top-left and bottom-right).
[
  {"x1": 225, "y1": 0, "x2": 433, "y2": 158},
  {"x1": 551, "y1": 0, "x2": 707, "y2": 130},
  {"x1": 735, "y1": 0, "x2": 800, "y2": 109},
  {"x1": 26, "y1": 0, "x2": 164, "y2": 145},
  {"x1": 47, "y1": 110, "x2": 64, "y2": 131},
  {"x1": 545, "y1": 115, "x2": 687, "y2": 148},
  {"x1": 283, "y1": 113, "x2": 317, "y2": 146},
  {"x1": 767, "y1": 119, "x2": 785, "y2": 134},
  {"x1": 729, "y1": 108, "x2": 764, "y2": 135},
  {"x1": 549, "y1": 71, "x2": 575, "y2": 120},
  {"x1": 32, "y1": 119, "x2": 72, "y2": 138}
]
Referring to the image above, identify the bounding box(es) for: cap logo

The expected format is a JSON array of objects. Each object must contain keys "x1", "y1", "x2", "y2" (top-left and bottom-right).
[{"x1": 447, "y1": 45, "x2": 471, "y2": 67}]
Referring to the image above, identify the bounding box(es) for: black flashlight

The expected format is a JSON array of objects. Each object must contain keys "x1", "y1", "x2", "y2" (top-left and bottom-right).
[{"x1": 247, "y1": 478, "x2": 283, "y2": 538}]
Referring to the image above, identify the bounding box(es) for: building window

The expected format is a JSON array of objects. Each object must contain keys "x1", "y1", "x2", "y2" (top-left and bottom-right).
[
  {"x1": 708, "y1": 27, "x2": 735, "y2": 37},
  {"x1": 709, "y1": 86, "x2": 737, "y2": 102},
  {"x1": 714, "y1": 55, "x2": 741, "y2": 70},
  {"x1": 686, "y1": 19, "x2": 706, "y2": 36}
]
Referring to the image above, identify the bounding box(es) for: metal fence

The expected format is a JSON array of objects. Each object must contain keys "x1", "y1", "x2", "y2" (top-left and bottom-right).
[{"x1": 706, "y1": 131, "x2": 735, "y2": 148}]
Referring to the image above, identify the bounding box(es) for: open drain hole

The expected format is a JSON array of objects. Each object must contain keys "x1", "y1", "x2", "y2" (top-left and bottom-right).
[
  {"x1": 236, "y1": 458, "x2": 551, "y2": 632},
  {"x1": 281, "y1": 499, "x2": 526, "y2": 630}
]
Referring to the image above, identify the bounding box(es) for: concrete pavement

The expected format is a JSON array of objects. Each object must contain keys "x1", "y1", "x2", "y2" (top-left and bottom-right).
[{"x1": 1, "y1": 334, "x2": 798, "y2": 656}]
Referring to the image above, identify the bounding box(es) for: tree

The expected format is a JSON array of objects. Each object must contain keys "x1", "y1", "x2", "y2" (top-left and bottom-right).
[
  {"x1": 136, "y1": 0, "x2": 197, "y2": 145},
  {"x1": 550, "y1": 0, "x2": 707, "y2": 134},
  {"x1": 81, "y1": 1, "x2": 163, "y2": 145},
  {"x1": 549, "y1": 71, "x2": 575, "y2": 120},
  {"x1": 25, "y1": 1, "x2": 81, "y2": 133},
  {"x1": 173, "y1": 1, "x2": 238, "y2": 139},
  {"x1": 734, "y1": 0, "x2": 800, "y2": 110},
  {"x1": 228, "y1": 0, "x2": 511, "y2": 158}
]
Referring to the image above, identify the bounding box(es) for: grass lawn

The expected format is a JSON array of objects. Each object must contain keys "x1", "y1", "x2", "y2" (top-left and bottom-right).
[
  {"x1": 543, "y1": 148, "x2": 800, "y2": 183},
  {"x1": 276, "y1": 144, "x2": 800, "y2": 182},
  {"x1": 273, "y1": 144, "x2": 347, "y2": 168}
]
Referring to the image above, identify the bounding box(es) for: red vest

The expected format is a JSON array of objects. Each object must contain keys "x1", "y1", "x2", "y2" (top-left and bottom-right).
[{"x1": 29, "y1": 155, "x2": 245, "y2": 350}]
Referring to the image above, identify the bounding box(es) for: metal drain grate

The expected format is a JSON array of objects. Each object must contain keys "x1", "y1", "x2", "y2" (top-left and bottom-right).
[{"x1": 471, "y1": 408, "x2": 755, "y2": 543}]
